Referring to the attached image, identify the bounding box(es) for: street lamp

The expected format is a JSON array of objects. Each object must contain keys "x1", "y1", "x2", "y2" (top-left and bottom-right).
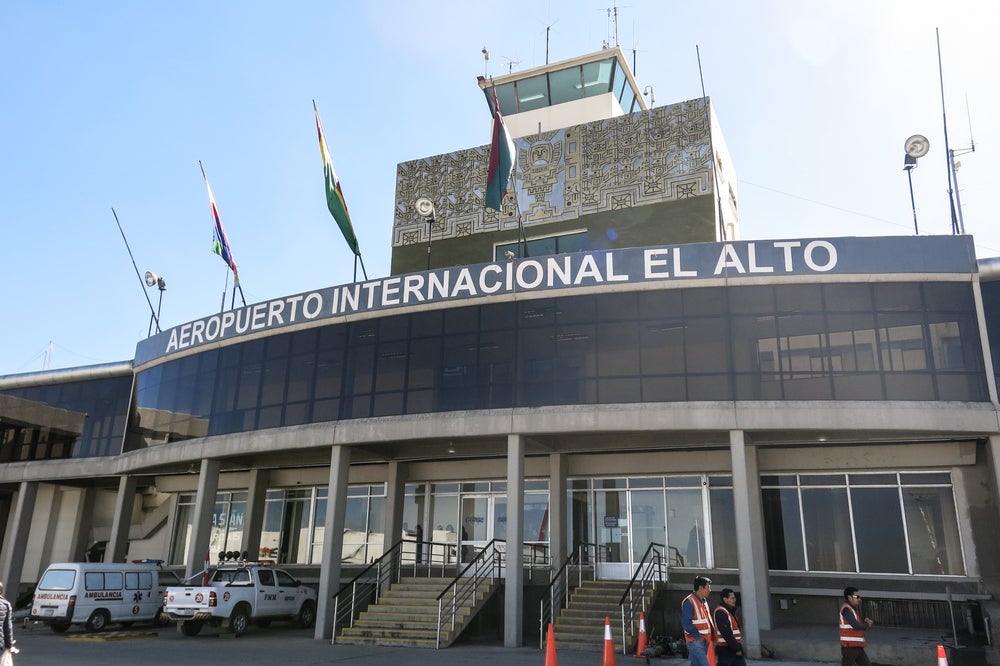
[
  {"x1": 902, "y1": 134, "x2": 929, "y2": 235},
  {"x1": 144, "y1": 271, "x2": 166, "y2": 336}
]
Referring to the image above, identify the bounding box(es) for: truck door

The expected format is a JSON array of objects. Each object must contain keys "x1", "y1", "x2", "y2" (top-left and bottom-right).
[
  {"x1": 255, "y1": 568, "x2": 281, "y2": 615},
  {"x1": 274, "y1": 569, "x2": 300, "y2": 615}
]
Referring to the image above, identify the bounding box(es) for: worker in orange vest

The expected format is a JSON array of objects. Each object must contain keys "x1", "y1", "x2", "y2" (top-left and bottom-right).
[
  {"x1": 714, "y1": 588, "x2": 745, "y2": 666},
  {"x1": 839, "y1": 586, "x2": 874, "y2": 666},
  {"x1": 681, "y1": 575, "x2": 717, "y2": 666}
]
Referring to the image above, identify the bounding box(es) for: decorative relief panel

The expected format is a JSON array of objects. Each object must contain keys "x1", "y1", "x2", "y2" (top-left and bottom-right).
[{"x1": 393, "y1": 98, "x2": 714, "y2": 247}]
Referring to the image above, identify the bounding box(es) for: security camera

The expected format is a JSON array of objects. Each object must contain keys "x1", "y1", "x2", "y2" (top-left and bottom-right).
[
  {"x1": 504, "y1": 250, "x2": 516, "y2": 261},
  {"x1": 482, "y1": 46, "x2": 490, "y2": 60}
]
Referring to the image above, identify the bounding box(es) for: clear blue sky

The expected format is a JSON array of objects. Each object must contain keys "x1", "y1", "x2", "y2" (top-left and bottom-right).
[{"x1": 2, "y1": 0, "x2": 996, "y2": 374}]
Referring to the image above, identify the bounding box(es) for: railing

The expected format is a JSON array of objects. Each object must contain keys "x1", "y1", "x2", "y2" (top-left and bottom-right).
[
  {"x1": 538, "y1": 542, "x2": 600, "y2": 649},
  {"x1": 618, "y1": 542, "x2": 667, "y2": 655},
  {"x1": 436, "y1": 539, "x2": 505, "y2": 649},
  {"x1": 331, "y1": 537, "x2": 457, "y2": 643}
]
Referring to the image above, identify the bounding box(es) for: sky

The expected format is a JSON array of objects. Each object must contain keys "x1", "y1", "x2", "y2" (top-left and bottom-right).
[{"x1": 1, "y1": 0, "x2": 997, "y2": 375}]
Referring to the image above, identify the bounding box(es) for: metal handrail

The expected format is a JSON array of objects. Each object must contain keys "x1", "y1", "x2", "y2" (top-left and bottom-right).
[
  {"x1": 435, "y1": 539, "x2": 505, "y2": 649},
  {"x1": 331, "y1": 537, "x2": 457, "y2": 643},
  {"x1": 538, "y1": 542, "x2": 599, "y2": 649},
  {"x1": 618, "y1": 542, "x2": 667, "y2": 655}
]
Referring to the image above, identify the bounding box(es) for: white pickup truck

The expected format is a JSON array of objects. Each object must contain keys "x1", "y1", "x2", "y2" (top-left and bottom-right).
[{"x1": 162, "y1": 562, "x2": 317, "y2": 637}]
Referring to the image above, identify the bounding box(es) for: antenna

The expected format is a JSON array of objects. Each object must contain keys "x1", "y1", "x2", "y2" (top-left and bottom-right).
[
  {"x1": 696, "y1": 45, "x2": 727, "y2": 242},
  {"x1": 949, "y1": 95, "x2": 976, "y2": 234},
  {"x1": 602, "y1": 2, "x2": 626, "y2": 48},
  {"x1": 502, "y1": 56, "x2": 521, "y2": 74},
  {"x1": 936, "y1": 28, "x2": 960, "y2": 235},
  {"x1": 112, "y1": 208, "x2": 161, "y2": 334}
]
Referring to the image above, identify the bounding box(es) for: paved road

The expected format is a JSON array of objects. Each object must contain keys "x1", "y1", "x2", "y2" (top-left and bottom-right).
[{"x1": 8, "y1": 621, "x2": 835, "y2": 666}]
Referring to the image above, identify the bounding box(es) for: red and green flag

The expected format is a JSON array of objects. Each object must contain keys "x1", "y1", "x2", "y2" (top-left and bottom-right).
[
  {"x1": 200, "y1": 161, "x2": 238, "y2": 284},
  {"x1": 485, "y1": 86, "x2": 516, "y2": 212},
  {"x1": 314, "y1": 101, "x2": 360, "y2": 256}
]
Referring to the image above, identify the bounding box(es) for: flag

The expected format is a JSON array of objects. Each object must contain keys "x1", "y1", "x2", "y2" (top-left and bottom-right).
[
  {"x1": 485, "y1": 86, "x2": 516, "y2": 212},
  {"x1": 200, "y1": 162, "x2": 239, "y2": 284},
  {"x1": 314, "y1": 101, "x2": 360, "y2": 256}
]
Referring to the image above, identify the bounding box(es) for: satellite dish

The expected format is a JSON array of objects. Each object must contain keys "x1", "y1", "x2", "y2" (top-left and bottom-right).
[
  {"x1": 415, "y1": 198, "x2": 435, "y2": 218},
  {"x1": 904, "y1": 134, "x2": 930, "y2": 158},
  {"x1": 144, "y1": 271, "x2": 157, "y2": 287}
]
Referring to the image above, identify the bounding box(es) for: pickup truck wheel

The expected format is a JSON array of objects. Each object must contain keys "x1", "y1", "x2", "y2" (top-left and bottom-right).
[
  {"x1": 86, "y1": 609, "x2": 110, "y2": 632},
  {"x1": 297, "y1": 600, "x2": 316, "y2": 628},
  {"x1": 229, "y1": 604, "x2": 251, "y2": 637},
  {"x1": 49, "y1": 621, "x2": 70, "y2": 633},
  {"x1": 179, "y1": 620, "x2": 203, "y2": 636}
]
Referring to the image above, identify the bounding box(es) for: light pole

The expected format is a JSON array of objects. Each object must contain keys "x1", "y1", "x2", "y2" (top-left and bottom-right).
[
  {"x1": 144, "y1": 271, "x2": 166, "y2": 336},
  {"x1": 902, "y1": 134, "x2": 929, "y2": 235},
  {"x1": 416, "y1": 198, "x2": 436, "y2": 271}
]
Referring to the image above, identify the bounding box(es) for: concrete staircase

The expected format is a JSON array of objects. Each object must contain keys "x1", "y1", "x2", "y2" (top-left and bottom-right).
[
  {"x1": 552, "y1": 579, "x2": 637, "y2": 652},
  {"x1": 337, "y1": 576, "x2": 499, "y2": 648}
]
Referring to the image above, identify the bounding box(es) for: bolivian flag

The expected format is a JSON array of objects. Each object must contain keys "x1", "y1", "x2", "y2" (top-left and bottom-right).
[{"x1": 314, "y1": 101, "x2": 360, "y2": 256}]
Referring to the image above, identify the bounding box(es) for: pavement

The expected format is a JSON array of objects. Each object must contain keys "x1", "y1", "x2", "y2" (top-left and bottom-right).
[{"x1": 7, "y1": 620, "x2": 839, "y2": 666}]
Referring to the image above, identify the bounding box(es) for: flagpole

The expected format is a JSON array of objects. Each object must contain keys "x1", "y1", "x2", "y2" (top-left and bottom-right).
[
  {"x1": 236, "y1": 283, "x2": 246, "y2": 307},
  {"x1": 509, "y1": 176, "x2": 528, "y2": 258},
  {"x1": 220, "y1": 268, "x2": 229, "y2": 314}
]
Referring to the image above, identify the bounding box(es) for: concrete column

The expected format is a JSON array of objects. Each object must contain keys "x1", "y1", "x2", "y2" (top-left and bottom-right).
[
  {"x1": 106, "y1": 475, "x2": 139, "y2": 563},
  {"x1": 730, "y1": 430, "x2": 771, "y2": 658},
  {"x1": 186, "y1": 459, "x2": 220, "y2": 580},
  {"x1": 69, "y1": 488, "x2": 97, "y2": 562},
  {"x1": 242, "y1": 468, "x2": 270, "y2": 560},
  {"x1": 383, "y1": 462, "x2": 406, "y2": 554},
  {"x1": 505, "y1": 434, "x2": 525, "y2": 647},
  {"x1": 316, "y1": 445, "x2": 351, "y2": 641},
  {"x1": 988, "y1": 436, "x2": 1000, "y2": 529},
  {"x1": 0, "y1": 481, "x2": 38, "y2": 602},
  {"x1": 548, "y1": 452, "x2": 567, "y2": 568}
]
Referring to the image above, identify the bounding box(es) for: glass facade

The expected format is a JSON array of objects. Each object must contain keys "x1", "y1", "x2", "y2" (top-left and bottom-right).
[
  {"x1": 489, "y1": 56, "x2": 638, "y2": 116},
  {"x1": 135, "y1": 282, "x2": 989, "y2": 445},
  {"x1": 569, "y1": 475, "x2": 737, "y2": 569},
  {"x1": 0, "y1": 374, "x2": 133, "y2": 459},
  {"x1": 762, "y1": 472, "x2": 964, "y2": 575}
]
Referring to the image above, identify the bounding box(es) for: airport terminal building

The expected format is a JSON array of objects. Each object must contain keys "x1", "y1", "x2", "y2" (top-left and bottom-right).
[{"x1": 3, "y1": 48, "x2": 1000, "y2": 655}]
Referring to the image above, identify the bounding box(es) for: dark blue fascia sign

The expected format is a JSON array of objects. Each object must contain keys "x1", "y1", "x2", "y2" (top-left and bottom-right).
[{"x1": 134, "y1": 235, "x2": 977, "y2": 368}]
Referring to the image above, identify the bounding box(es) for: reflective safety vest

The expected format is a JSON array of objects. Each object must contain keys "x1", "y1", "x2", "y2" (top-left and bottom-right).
[
  {"x1": 839, "y1": 603, "x2": 867, "y2": 648},
  {"x1": 714, "y1": 605, "x2": 742, "y2": 646},
  {"x1": 682, "y1": 593, "x2": 715, "y2": 643}
]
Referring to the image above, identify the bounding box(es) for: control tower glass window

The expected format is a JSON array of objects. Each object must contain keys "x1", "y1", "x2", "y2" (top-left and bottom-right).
[{"x1": 516, "y1": 74, "x2": 549, "y2": 112}]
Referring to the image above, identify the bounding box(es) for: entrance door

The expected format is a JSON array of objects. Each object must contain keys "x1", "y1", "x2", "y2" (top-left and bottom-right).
[
  {"x1": 459, "y1": 494, "x2": 506, "y2": 565},
  {"x1": 595, "y1": 489, "x2": 630, "y2": 579}
]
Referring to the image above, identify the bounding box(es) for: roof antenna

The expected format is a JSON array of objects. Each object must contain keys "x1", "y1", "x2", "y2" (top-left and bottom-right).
[
  {"x1": 696, "y1": 45, "x2": 727, "y2": 242},
  {"x1": 936, "y1": 28, "x2": 961, "y2": 235},
  {"x1": 949, "y1": 94, "x2": 976, "y2": 234}
]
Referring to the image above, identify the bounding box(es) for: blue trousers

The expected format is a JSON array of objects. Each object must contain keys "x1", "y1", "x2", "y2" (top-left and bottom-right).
[{"x1": 688, "y1": 638, "x2": 711, "y2": 666}]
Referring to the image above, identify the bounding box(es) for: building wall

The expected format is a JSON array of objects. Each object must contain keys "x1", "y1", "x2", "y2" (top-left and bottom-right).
[{"x1": 391, "y1": 99, "x2": 718, "y2": 273}]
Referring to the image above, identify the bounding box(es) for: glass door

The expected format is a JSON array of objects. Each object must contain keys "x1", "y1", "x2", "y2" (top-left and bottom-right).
[
  {"x1": 595, "y1": 489, "x2": 630, "y2": 579},
  {"x1": 459, "y1": 494, "x2": 506, "y2": 564}
]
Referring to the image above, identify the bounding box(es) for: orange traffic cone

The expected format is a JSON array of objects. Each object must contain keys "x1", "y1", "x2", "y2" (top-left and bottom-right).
[
  {"x1": 602, "y1": 616, "x2": 617, "y2": 666},
  {"x1": 937, "y1": 645, "x2": 949, "y2": 665},
  {"x1": 633, "y1": 612, "x2": 648, "y2": 658},
  {"x1": 544, "y1": 623, "x2": 558, "y2": 666}
]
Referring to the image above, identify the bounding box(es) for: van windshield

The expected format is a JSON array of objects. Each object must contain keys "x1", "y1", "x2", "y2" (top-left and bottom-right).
[{"x1": 38, "y1": 569, "x2": 76, "y2": 591}]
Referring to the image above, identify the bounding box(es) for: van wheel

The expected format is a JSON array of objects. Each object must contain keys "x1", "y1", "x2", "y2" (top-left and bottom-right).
[
  {"x1": 86, "y1": 609, "x2": 110, "y2": 632},
  {"x1": 297, "y1": 600, "x2": 316, "y2": 628},
  {"x1": 50, "y1": 621, "x2": 70, "y2": 633},
  {"x1": 229, "y1": 604, "x2": 250, "y2": 637},
  {"x1": 180, "y1": 620, "x2": 202, "y2": 636}
]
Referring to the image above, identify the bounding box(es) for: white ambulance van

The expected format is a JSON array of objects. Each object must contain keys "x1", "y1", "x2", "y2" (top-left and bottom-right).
[{"x1": 30, "y1": 561, "x2": 180, "y2": 632}]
